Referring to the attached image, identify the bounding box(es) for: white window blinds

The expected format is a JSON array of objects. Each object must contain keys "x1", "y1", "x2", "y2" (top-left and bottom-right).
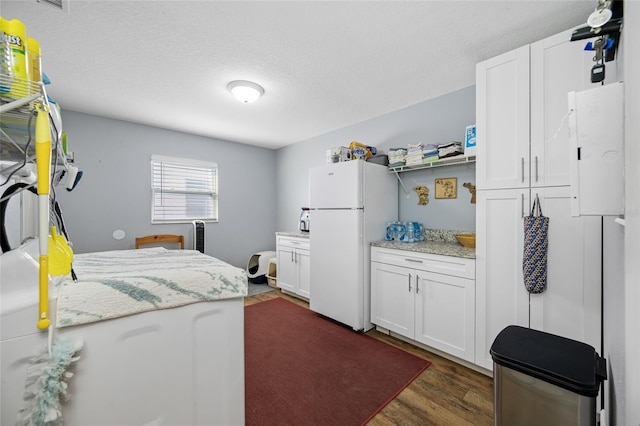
[{"x1": 151, "y1": 156, "x2": 218, "y2": 223}]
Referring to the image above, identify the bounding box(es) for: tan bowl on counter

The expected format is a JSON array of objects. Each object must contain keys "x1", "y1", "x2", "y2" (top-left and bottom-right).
[{"x1": 455, "y1": 233, "x2": 476, "y2": 248}]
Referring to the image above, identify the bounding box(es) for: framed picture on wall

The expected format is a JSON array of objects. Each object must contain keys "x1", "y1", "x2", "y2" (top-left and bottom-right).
[{"x1": 435, "y1": 178, "x2": 457, "y2": 199}]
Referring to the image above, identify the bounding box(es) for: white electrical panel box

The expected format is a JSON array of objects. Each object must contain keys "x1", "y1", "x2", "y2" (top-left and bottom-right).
[{"x1": 568, "y1": 81, "x2": 624, "y2": 217}]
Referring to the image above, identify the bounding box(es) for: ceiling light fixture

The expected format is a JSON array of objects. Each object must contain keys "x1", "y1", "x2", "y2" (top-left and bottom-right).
[{"x1": 227, "y1": 80, "x2": 264, "y2": 104}]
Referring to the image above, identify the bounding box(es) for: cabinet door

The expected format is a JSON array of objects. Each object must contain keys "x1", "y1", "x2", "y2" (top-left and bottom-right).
[
  {"x1": 476, "y1": 45, "x2": 530, "y2": 190},
  {"x1": 530, "y1": 29, "x2": 619, "y2": 188},
  {"x1": 296, "y1": 249, "x2": 311, "y2": 299},
  {"x1": 276, "y1": 246, "x2": 296, "y2": 293},
  {"x1": 370, "y1": 262, "x2": 414, "y2": 339},
  {"x1": 414, "y1": 271, "x2": 475, "y2": 362},
  {"x1": 475, "y1": 188, "x2": 530, "y2": 369},
  {"x1": 529, "y1": 187, "x2": 602, "y2": 351}
]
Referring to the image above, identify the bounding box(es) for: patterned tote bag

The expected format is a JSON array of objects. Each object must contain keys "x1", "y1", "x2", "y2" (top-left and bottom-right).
[{"x1": 523, "y1": 194, "x2": 549, "y2": 294}]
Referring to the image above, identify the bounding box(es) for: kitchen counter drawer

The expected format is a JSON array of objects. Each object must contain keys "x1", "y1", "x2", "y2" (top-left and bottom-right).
[
  {"x1": 371, "y1": 246, "x2": 475, "y2": 279},
  {"x1": 276, "y1": 231, "x2": 310, "y2": 239},
  {"x1": 276, "y1": 235, "x2": 310, "y2": 250}
]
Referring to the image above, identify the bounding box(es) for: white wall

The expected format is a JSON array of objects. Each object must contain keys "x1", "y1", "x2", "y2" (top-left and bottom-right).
[
  {"x1": 604, "y1": 216, "x2": 625, "y2": 423},
  {"x1": 1, "y1": 178, "x2": 27, "y2": 247},
  {"x1": 275, "y1": 86, "x2": 476, "y2": 233},
  {"x1": 397, "y1": 163, "x2": 476, "y2": 231},
  {"x1": 622, "y1": 2, "x2": 640, "y2": 424},
  {"x1": 54, "y1": 111, "x2": 277, "y2": 268},
  {"x1": 603, "y1": 3, "x2": 640, "y2": 424}
]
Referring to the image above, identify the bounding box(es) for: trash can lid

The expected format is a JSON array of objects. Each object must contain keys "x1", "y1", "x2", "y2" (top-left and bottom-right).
[{"x1": 490, "y1": 326, "x2": 607, "y2": 397}]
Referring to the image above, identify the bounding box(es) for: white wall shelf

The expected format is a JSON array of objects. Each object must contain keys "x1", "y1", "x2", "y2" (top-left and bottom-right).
[
  {"x1": 389, "y1": 155, "x2": 476, "y2": 173},
  {"x1": 389, "y1": 155, "x2": 475, "y2": 196}
]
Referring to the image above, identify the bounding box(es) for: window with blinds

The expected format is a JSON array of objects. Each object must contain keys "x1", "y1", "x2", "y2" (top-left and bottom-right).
[{"x1": 151, "y1": 156, "x2": 218, "y2": 223}]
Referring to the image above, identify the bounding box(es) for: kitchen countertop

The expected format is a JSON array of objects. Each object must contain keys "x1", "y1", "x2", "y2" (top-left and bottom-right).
[
  {"x1": 276, "y1": 231, "x2": 310, "y2": 239},
  {"x1": 371, "y1": 239, "x2": 476, "y2": 259},
  {"x1": 276, "y1": 230, "x2": 474, "y2": 258}
]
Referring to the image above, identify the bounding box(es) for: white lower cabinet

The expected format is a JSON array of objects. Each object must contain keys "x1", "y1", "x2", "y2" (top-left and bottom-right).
[
  {"x1": 371, "y1": 247, "x2": 476, "y2": 362},
  {"x1": 475, "y1": 187, "x2": 602, "y2": 370},
  {"x1": 529, "y1": 187, "x2": 602, "y2": 349},
  {"x1": 276, "y1": 236, "x2": 310, "y2": 299},
  {"x1": 370, "y1": 262, "x2": 415, "y2": 337},
  {"x1": 475, "y1": 188, "x2": 530, "y2": 369}
]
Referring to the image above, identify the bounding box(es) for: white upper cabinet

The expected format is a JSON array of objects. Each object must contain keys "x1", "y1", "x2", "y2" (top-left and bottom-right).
[
  {"x1": 530, "y1": 29, "x2": 618, "y2": 188},
  {"x1": 477, "y1": 28, "x2": 619, "y2": 192},
  {"x1": 476, "y1": 45, "x2": 530, "y2": 191}
]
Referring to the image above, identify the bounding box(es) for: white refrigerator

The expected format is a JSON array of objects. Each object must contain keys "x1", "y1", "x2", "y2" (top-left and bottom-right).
[{"x1": 309, "y1": 160, "x2": 398, "y2": 331}]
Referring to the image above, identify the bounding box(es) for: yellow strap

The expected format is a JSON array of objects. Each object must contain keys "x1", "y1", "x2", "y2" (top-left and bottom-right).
[
  {"x1": 37, "y1": 255, "x2": 50, "y2": 330},
  {"x1": 35, "y1": 106, "x2": 51, "y2": 195},
  {"x1": 35, "y1": 105, "x2": 51, "y2": 330}
]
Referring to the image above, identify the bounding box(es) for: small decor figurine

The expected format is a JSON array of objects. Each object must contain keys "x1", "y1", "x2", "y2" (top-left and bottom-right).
[
  {"x1": 463, "y1": 182, "x2": 476, "y2": 204},
  {"x1": 413, "y1": 185, "x2": 430, "y2": 206}
]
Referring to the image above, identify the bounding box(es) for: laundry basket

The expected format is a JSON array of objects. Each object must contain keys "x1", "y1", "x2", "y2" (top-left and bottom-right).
[
  {"x1": 246, "y1": 251, "x2": 276, "y2": 284},
  {"x1": 266, "y1": 259, "x2": 277, "y2": 288}
]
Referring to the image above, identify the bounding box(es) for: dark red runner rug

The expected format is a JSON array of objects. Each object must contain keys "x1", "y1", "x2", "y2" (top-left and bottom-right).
[{"x1": 245, "y1": 298, "x2": 431, "y2": 425}]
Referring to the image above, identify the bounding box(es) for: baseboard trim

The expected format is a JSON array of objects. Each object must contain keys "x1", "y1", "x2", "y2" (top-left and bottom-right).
[{"x1": 374, "y1": 325, "x2": 493, "y2": 377}]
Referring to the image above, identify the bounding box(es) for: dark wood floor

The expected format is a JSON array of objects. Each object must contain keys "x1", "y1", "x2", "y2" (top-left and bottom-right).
[{"x1": 245, "y1": 290, "x2": 494, "y2": 425}]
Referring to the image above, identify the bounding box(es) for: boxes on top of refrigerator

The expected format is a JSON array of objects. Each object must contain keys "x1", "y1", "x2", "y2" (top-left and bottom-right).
[{"x1": 327, "y1": 146, "x2": 351, "y2": 163}]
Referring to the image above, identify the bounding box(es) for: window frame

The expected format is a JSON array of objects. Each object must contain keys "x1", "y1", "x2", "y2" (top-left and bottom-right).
[{"x1": 150, "y1": 155, "x2": 218, "y2": 224}]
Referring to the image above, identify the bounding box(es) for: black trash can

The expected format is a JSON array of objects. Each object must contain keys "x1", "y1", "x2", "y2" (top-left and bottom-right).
[{"x1": 490, "y1": 326, "x2": 607, "y2": 426}]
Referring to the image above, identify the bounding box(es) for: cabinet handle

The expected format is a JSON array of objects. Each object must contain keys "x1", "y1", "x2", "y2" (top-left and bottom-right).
[
  {"x1": 535, "y1": 156, "x2": 539, "y2": 182},
  {"x1": 405, "y1": 258, "x2": 423, "y2": 263},
  {"x1": 416, "y1": 275, "x2": 420, "y2": 294},
  {"x1": 521, "y1": 194, "x2": 525, "y2": 218},
  {"x1": 521, "y1": 157, "x2": 525, "y2": 183},
  {"x1": 408, "y1": 273, "x2": 412, "y2": 292},
  {"x1": 291, "y1": 251, "x2": 294, "y2": 263}
]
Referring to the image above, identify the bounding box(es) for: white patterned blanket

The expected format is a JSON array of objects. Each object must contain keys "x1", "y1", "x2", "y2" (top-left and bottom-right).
[{"x1": 55, "y1": 248, "x2": 247, "y2": 328}]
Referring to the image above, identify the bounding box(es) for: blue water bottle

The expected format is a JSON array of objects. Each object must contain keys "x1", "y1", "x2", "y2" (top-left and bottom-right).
[{"x1": 406, "y1": 222, "x2": 414, "y2": 242}]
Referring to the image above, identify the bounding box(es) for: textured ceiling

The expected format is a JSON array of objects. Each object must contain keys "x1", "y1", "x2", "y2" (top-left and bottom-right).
[{"x1": 2, "y1": 1, "x2": 596, "y2": 149}]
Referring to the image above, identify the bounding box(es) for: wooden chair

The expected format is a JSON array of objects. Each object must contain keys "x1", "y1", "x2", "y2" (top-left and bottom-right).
[{"x1": 135, "y1": 234, "x2": 184, "y2": 249}]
